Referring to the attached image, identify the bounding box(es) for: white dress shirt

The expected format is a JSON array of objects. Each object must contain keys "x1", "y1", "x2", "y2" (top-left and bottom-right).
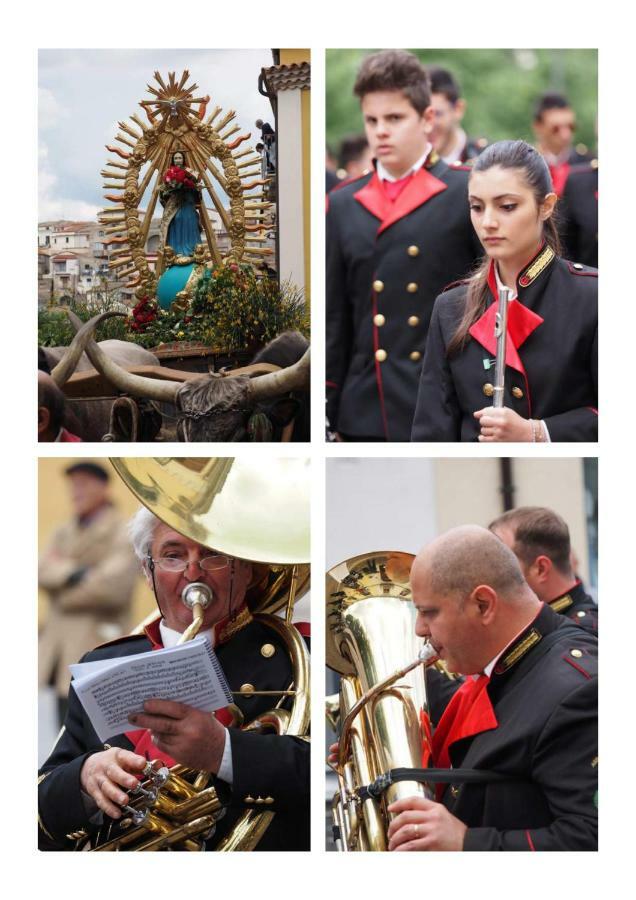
[{"x1": 376, "y1": 144, "x2": 433, "y2": 183}]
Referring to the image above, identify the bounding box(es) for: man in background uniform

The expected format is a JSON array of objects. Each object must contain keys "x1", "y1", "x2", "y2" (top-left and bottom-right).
[
  {"x1": 336, "y1": 133, "x2": 373, "y2": 181},
  {"x1": 326, "y1": 50, "x2": 481, "y2": 441},
  {"x1": 559, "y1": 159, "x2": 598, "y2": 268},
  {"x1": 532, "y1": 92, "x2": 593, "y2": 196},
  {"x1": 489, "y1": 506, "x2": 597, "y2": 634},
  {"x1": 426, "y1": 66, "x2": 488, "y2": 165}
]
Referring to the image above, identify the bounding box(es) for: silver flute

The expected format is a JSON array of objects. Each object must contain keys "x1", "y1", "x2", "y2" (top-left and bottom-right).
[{"x1": 493, "y1": 286, "x2": 513, "y2": 408}]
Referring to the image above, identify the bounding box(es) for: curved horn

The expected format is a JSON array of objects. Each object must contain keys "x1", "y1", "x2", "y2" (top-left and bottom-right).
[
  {"x1": 50, "y1": 311, "x2": 126, "y2": 387},
  {"x1": 248, "y1": 348, "x2": 310, "y2": 402},
  {"x1": 76, "y1": 331, "x2": 182, "y2": 404}
]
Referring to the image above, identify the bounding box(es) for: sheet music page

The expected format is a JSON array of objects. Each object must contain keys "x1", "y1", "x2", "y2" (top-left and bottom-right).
[{"x1": 70, "y1": 637, "x2": 232, "y2": 742}]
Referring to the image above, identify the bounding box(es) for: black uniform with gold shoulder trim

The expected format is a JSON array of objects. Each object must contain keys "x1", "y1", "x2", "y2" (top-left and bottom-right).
[
  {"x1": 559, "y1": 161, "x2": 598, "y2": 268},
  {"x1": 38, "y1": 613, "x2": 310, "y2": 851},
  {"x1": 326, "y1": 153, "x2": 482, "y2": 441},
  {"x1": 411, "y1": 246, "x2": 598, "y2": 442},
  {"x1": 549, "y1": 580, "x2": 597, "y2": 635},
  {"x1": 432, "y1": 603, "x2": 597, "y2": 851}
]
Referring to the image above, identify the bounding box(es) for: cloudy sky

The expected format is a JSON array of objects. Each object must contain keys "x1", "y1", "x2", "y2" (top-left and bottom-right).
[{"x1": 39, "y1": 48, "x2": 274, "y2": 221}]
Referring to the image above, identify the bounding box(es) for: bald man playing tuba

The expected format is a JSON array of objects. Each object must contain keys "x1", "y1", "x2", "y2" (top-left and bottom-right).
[
  {"x1": 369, "y1": 526, "x2": 597, "y2": 851},
  {"x1": 38, "y1": 494, "x2": 310, "y2": 852}
]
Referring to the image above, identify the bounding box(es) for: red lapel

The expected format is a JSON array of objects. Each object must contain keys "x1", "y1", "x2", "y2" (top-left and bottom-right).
[
  {"x1": 354, "y1": 167, "x2": 448, "y2": 235},
  {"x1": 378, "y1": 167, "x2": 448, "y2": 235},
  {"x1": 431, "y1": 675, "x2": 498, "y2": 798},
  {"x1": 354, "y1": 171, "x2": 391, "y2": 223},
  {"x1": 468, "y1": 262, "x2": 544, "y2": 377}
]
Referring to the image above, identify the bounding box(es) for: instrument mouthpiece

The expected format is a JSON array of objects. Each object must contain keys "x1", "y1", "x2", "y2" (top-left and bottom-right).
[
  {"x1": 418, "y1": 642, "x2": 439, "y2": 664},
  {"x1": 181, "y1": 582, "x2": 213, "y2": 610}
]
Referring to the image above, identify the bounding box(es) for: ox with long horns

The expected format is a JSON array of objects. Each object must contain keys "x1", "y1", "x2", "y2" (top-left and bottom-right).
[{"x1": 48, "y1": 312, "x2": 310, "y2": 442}]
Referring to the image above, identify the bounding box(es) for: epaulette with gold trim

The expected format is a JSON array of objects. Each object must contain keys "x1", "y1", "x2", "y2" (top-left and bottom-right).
[
  {"x1": 550, "y1": 594, "x2": 574, "y2": 614},
  {"x1": 518, "y1": 245, "x2": 556, "y2": 287},
  {"x1": 425, "y1": 150, "x2": 441, "y2": 169},
  {"x1": 217, "y1": 605, "x2": 253, "y2": 644},
  {"x1": 494, "y1": 628, "x2": 542, "y2": 674}
]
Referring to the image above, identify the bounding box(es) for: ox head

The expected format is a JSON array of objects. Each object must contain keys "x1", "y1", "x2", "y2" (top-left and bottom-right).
[{"x1": 61, "y1": 313, "x2": 310, "y2": 442}]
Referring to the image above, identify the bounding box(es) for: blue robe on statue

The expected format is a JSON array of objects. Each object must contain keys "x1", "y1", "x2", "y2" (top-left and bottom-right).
[
  {"x1": 156, "y1": 188, "x2": 203, "y2": 309},
  {"x1": 167, "y1": 189, "x2": 202, "y2": 256}
]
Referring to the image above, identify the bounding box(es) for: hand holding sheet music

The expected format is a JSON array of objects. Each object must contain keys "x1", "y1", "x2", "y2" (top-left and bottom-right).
[{"x1": 70, "y1": 637, "x2": 232, "y2": 743}]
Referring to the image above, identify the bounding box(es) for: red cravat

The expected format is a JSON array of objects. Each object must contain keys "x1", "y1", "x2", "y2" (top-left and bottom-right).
[
  {"x1": 430, "y1": 674, "x2": 496, "y2": 799},
  {"x1": 382, "y1": 173, "x2": 413, "y2": 203}
]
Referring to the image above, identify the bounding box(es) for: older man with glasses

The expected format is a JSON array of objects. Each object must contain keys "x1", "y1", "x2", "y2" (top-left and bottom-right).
[{"x1": 38, "y1": 505, "x2": 310, "y2": 852}]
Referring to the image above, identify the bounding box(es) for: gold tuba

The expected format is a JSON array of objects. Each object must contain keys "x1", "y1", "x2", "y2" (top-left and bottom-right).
[
  {"x1": 326, "y1": 551, "x2": 439, "y2": 851},
  {"x1": 76, "y1": 457, "x2": 310, "y2": 851}
]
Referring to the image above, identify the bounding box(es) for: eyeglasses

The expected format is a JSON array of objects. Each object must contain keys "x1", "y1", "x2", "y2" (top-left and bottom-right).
[{"x1": 150, "y1": 555, "x2": 230, "y2": 573}]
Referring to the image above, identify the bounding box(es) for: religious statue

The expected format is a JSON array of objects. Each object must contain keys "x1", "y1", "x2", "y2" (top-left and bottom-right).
[{"x1": 99, "y1": 70, "x2": 273, "y2": 310}]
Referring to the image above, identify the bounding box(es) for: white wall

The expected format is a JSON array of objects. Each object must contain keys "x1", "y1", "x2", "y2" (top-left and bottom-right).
[
  {"x1": 326, "y1": 458, "x2": 437, "y2": 568},
  {"x1": 276, "y1": 89, "x2": 305, "y2": 292}
]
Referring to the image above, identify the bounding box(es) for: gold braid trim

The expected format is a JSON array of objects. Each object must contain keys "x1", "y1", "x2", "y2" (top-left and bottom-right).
[
  {"x1": 550, "y1": 594, "x2": 574, "y2": 614},
  {"x1": 496, "y1": 628, "x2": 542, "y2": 673},
  {"x1": 217, "y1": 606, "x2": 253, "y2": 644},
  {"x1": 519, "y1": 245, "x2": 555, "y2": 286}
]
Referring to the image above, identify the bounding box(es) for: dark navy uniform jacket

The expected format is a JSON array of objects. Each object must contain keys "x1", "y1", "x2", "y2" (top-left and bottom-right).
[
  {"x1": 38, "y1": 614, "x2": 310, "y2": 851},
  {"x1": 411, "y1": 246, "x2": 598, "y2": 442},
  {"x1": 549, "y1": 580, "x2": 598, "y2": 635},
  {"x1": 559, "y1": 162, "x2": 598, "y2": 268},
  {"x1": 431, "y1": 603, "x2": 597, "y2": 851},
  {"x1": 326, "y1": 153, "x2": 481, "y2": 441}
]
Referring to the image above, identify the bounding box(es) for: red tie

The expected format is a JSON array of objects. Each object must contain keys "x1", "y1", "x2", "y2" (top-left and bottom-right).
[
  {"x1": 382, "y1": 173, "x2": 413, "y2": 203},
  {"x1": 430, "y1": 674, "x2": 496, "y2": 799}
]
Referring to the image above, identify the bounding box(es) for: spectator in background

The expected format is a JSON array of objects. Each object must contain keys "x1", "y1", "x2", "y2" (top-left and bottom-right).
[
  {"x1": 336, "y1": 133, "x2": 373, "y2": 181},
  {"x1": 38, "y1": 371, "x2": 82, "y2": 442},
  {"x1": 489, "y1": 505, "x2": 597, "y2": 634},
  {"x1": 256, "y1": 118, "x2": 276, "y2": 173},
  {"x1": 532, "y1": 92, "x2": 592, "y2": 196},
  {"x1": 425, "y1": 66, "x2": 488, "y2": 165},
  {"x1": 38, "y1": 462, "x2": 139, "y2": 725}
]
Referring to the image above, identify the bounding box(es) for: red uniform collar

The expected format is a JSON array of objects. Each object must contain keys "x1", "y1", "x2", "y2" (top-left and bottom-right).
[
  {"x1": 354, "y1": 153, "x2": 447, "y2": 235},
  {"x1": 468, "y1": 247, "x2": 556, "y2": 375}
]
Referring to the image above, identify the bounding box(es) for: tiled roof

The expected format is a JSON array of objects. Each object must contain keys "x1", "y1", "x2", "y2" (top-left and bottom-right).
[{"x1": 261, "y1": 62, "x2": 310, "y2": 93}]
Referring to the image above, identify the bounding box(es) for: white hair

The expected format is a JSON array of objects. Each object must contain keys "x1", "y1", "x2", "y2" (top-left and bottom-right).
[{"x1": 128, "y1": 506, "x2": 162, "y2": 562}]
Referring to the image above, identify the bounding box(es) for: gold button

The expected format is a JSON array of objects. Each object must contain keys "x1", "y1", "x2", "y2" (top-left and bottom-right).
[
  {"x1": 407, "y1": 245, "x2": 420, "y2": 257},
  {"x1": 512, "y1": 386, "x2": 524, "y2": 399},
  {"x1": 590, "y1": 158, "x2": 599, "y2": 170},
  {"x1": 240, "y1": 683, "x2": 255, "y2": 695},
  {"x1": 375, "y1": 349, "x2": 387, "y2": 362},
  {"x1": 577, "y1": 611, "x2": 587, "y2": 618},
  {"x1": 264, "y1": 796, "x2": 274, "y2": 805},
  {"x1": 406, "y1": 282, "x2": 418, "y2": 293},
  {"x1": 408, "y1": 315, "x2": 419, "y2": 327},
  {"x1": 450, "y1": 786, "x2": 459, "y2": 798},
  {"x1": 373, "y1": 313, "x2": 386, "y2": 327},
  {"x1": 373, "y1": 280, "x2": 384, "y2": 292},
  {"x1": 570, "y1": 649, "x2": 583, "y2": 659},
  {"x1": 409, "y1": 351, "x2": 421, "y2": 362},
  {"x1": 572, "y1": 263, "x2": 584, "y2": 270},
  {"x1": 482, "y1": 383, "x2": 494, "y2": 398},
  {"x1": 575, "y1": 142, "x2": 588, "y2": 156},
  {"x1": 261, "y1": 643, "x2": 275, "y2": 658}
]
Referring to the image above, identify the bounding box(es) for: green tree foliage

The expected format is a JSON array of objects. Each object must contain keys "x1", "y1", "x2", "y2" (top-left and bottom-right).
[{"x1": 327, "y1": 49, "x2": 597, "y2": 155}]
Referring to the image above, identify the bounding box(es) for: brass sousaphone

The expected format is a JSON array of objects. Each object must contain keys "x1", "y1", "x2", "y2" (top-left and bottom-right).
[
  {"x1": 326, "y1": 551, "x2": 440, "y2": 851},
  {"x1": 79, "y1": 457, "x2": 310, "y2": 851}
]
